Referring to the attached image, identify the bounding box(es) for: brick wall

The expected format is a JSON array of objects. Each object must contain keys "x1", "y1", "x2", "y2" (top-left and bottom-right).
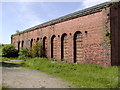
[
  {"x1": 11, "y1": 2, "x2": 120, "y2": 66},
  {"x1": 110, "y1": 2, "x2": 120, "y2": 65}
]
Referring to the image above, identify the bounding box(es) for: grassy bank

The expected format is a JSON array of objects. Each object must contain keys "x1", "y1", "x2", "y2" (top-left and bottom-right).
[{"x1": 21, "y1": 58, "x2": 119, "y2": 88}]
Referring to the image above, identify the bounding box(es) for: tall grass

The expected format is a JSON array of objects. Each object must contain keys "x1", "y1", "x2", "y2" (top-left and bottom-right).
[{"x1": 22, "y1": 58, "x2": 119, "y2": 88}]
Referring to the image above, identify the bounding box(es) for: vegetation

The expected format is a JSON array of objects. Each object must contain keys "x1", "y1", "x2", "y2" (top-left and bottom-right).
[
  {"x1": 1, "y1": 41, "x2": 119, "y2": 88},
  {"x1": 0, "y1": 85, "x2": 8, "y2": 90},
  {"x1": 1, "y1": 57, "x2": 18, "y2": 62},
  {"x1": 106, "y1": 1, "x2": 118, "y2": 6},
  {"x1": 1, "y1": 41, "x2": 45, "y2": 59},
  {"x1": 105, "y1": 32, "x2": 111, "y2": 45},
  {"x1": 0, "y1": 44, "x2": 2, "y2": 57},
  {"x1": 29, "y1": 41, "x2": 45, "y2": 58},
  {"x1": 18, "y1": 48, "x2": 29, "y2": 60},
  {"x1": 16, "y1": 30, "x2": 20, "y2": 34},
  {"x1": 2, "y1": 44, "x2": 18, "y2": 58},
  {"x1": 21, "y1": 58, "x2": 119, "y2": 88}
]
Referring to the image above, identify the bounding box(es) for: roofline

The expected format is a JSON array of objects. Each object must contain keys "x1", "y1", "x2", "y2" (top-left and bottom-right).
[{"x1": 12, "y1": 2, "x2": 112, "y2": 36}]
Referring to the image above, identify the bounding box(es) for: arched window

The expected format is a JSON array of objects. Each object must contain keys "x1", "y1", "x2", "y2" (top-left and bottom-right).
[
  {"x1": 18, "y1": 41, "x2": 20, "y2": 51},
  {"x1": 21, "y1": 40, "x2": 24, "y2": 48},
  {"x1": 37, "y1": 38, "x2": 39, "y2": 42},
  {"x1": 61, "y1": 33, "x2": 68, "y2": 60},
  {"x1": 43, "y1": 36, "x2": 47, "y2": 57},
  {"x1": 74, "y1": 31, "x2": 83, "y2": 63},
  {"x1": 51, "y1": 35, "x2": 57, "y2": 58},
  {"x1": 30, "y1": 39, "x2": 33, "y2": 48}
]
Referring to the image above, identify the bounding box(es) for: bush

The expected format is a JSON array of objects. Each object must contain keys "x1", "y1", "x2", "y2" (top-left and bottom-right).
[
  {"x1": 2, "y1": 44, "x2": 18, "y2": 58},
  {"x1": 18, "y1": 48, "x2": 29, "y2": 59},
  {"x1": 29, "y1": 41, "x2": 45, "y2": 58},
  {"x1": 0, "y1": 44, "x2": 2, "y2": 56}
]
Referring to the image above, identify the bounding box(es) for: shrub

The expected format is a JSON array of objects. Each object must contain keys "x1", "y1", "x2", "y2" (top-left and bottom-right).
[
  {"x1": 0, "y1": 43, "x2": 2, "y2": 48},
  {"x1": 2, "y1": 44, "x2": 18, "y2": 58},
  {"x1": 18, "y1": 48, "x2": 29, "y2": 59},
  {"x1": 29, "y1": 41, "x2": 45, "y2": 58},
  {"x1": 0, "y1": 44, "x2": 2, "y2": 56}
]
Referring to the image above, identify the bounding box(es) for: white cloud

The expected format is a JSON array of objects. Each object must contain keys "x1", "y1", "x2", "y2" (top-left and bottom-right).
[
  {"x1": 16, "y1": 0, "x2": 112, "y2": 28},
  {"x1": 75, "y1": 0, "x2": 111, "y2": 11},
  {"x1": 17, "y1": 2, "x2": 44, "y2": 29},
  {"x1": 82, "y1": 0, "x2": 110, "y2": 8},
  {"x1": 2, "y1": 0, "x2": 105, "y2": 2}
]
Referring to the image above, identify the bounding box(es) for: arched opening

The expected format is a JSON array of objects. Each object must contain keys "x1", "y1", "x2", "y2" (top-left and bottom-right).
[
  {"x1": 30, "y1": 39, "x2": 33, "y2": 48},
  {"x1": 21, "y1": 40, "x2": 24, "y2": 48},
  {"x1": 74, "y1": 31, "x2": 83, "y2": 63},
  {"x1": 43, "y1": 36, "x2": 47, "y2": 57},
  {"x1": 37, "y1": 38, "x2": 39, "y2": 42},
  {"x1": 61, "y1": 33, "x2": 68, "y2": 60},
  {"x1": 18, "y1": 41, "x2": 20, "y2": 51},
  {"x1": 51, "y1": 35, "x2": 57, "y2": 58}
]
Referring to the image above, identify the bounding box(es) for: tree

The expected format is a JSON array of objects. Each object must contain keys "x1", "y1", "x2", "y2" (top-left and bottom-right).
[
  {"x1": 2, "y1": 44, "x2": 18, "y2": 58},
  {"x1": 16, "y1": 30, "x2": 20, "y2": 34}
]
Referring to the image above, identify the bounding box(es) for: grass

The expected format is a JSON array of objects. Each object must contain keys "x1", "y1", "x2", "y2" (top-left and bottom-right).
[
  {"x1": 0, "y1": 57, "x2": 19, "y2": 62},
  {"x1": 21, "y1": 57, "x2": 119, "y2": 88},
  {"x1": 0, "y1": 45, "x2": 2, "y2": 62},
  {"x1": 0, "y1": 85, "x2": 8, "y2": 90}
]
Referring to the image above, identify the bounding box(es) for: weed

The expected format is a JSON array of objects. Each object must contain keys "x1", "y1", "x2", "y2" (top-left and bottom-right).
[{"x1": 22, "y1": 58, "x2": 119, "y2": 88}]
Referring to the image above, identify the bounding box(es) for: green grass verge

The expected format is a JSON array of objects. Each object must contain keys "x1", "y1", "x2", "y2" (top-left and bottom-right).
[
  {"x1": 0, "y1": 85, "x2": 8, "y2": 90},
  {"x1": 21, "y1": 58, "x2": 119, "y2": 88},
  {"x1": 1, "y1": 57, "x2": 19, "y2": 62}
]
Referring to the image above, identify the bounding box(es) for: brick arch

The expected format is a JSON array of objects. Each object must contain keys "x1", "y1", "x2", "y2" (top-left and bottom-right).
[
  {"x1": 74, "y1": 31, "x2": 83, "y2": 63},
  {"x1": 61, "y1": 33, "x2": 69, "y2": 60},
  {"x1": 51, "y1": 35, "x2": 57, "y2": 58},
  {"x1": 43, "y1": 36, "x2": 48, "y2": 57},
  {"x1": 30, "y1": 39, "x2": 33, "y2": 48},
  {"x1": 18, "y1": 41, "x2": 20, "y2": 51},
  {"x1": 21, "y1": 40, "x2": 24, "y2": 48}
]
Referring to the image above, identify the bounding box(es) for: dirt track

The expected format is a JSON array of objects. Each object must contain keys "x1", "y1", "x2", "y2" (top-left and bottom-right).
[{"x1": 2, "y1": 62, "x2": 69, "y2": 88}]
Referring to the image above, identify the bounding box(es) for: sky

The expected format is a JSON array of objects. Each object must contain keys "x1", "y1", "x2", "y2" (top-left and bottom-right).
[{"x1": 1, "y1": 0, "x2": 111, "y2": 44}]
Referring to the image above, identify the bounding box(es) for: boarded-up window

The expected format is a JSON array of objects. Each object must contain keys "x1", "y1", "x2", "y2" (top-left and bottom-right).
[
  {"x1": 43, "y1": 37, "x2": 48, "y2": 57},
  {"x1": 51, "y1": 35, "x2": 57, "y2": 58},
  {"x1": 21, "y1": 41, "x2": 24, "y2": 48},
  {"x1": 30, "y1": 39, "x2": 33, "y2": 48},
  {"x1": 74, "y1": 31, "x2": 83, "y2": 63},
  {"x1": 61, "y1": 33, "x2": 69, "y2": 60},
  {"x1": 18, "y1": 41, "x2": 20, "y2": 51}
]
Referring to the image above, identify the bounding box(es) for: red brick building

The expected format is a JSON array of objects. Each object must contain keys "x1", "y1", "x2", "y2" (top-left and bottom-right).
[{"x1": 11, "y1": 2, "x2": 120, "y2": 66}]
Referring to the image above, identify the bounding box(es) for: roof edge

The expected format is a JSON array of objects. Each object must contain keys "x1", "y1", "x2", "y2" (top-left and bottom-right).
[{"x1": 12, "y1": 1, "x2": 112, "y2": 36}]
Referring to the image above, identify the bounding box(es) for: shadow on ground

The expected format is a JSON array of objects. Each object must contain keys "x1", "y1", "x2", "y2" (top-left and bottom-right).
[{"x1": 0, "y1": 62, "x2": 21, "y2": 67}]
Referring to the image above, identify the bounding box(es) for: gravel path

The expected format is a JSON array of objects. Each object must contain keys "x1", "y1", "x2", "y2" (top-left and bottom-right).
[{"x1": 2, "y1": 62, "x2": 69, "y2": 88}]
